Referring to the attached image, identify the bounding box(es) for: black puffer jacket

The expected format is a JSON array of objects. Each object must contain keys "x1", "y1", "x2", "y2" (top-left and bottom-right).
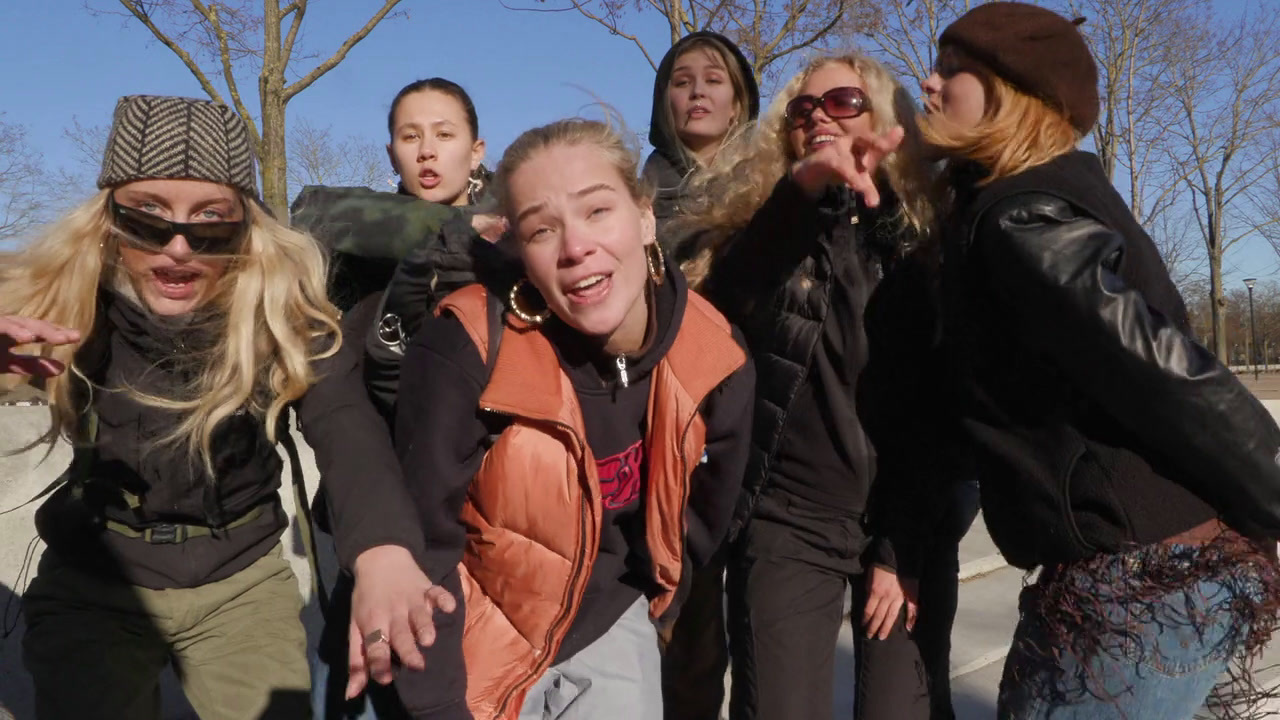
[
  {"x1": 943, "y1": 151, "x2": 1280, "y2": 570},
  {"x1": 700, "y1": 176, "x2": 914, "y2": 564},
  {"x1": 642, "y1": 31, "x2": 760, "y2": 252}
]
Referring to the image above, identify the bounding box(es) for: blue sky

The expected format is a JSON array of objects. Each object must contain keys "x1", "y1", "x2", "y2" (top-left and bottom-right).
[{"x1": 2, "y1": 0, "x2": 1275, "y2": 283}]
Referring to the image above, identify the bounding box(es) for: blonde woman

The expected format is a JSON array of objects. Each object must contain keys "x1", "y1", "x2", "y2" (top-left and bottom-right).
[
  {"x1": 0, "y1": 95, "x2": 438, "y2": 720},
  {"x1": 389, "y1": 117, "x2": 754, "y2": 719},
  {"x1": 679, "y1": 53, "x2": 949, "y2": 720},
  {"x1": 920, "y1": 3, "x2": 1280, "y2": 718}
]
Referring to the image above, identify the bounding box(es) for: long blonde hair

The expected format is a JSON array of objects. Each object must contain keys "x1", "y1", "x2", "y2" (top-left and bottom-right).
[
  {"x1": 919, "y1": 59, "x2": 1079, "y2": 183},
  {"x1": 679, "y1": 52, "x2": 937, "y2": 289},
  {"x1": 0, "y1": 189, "x2": 341, "y2": 476}
]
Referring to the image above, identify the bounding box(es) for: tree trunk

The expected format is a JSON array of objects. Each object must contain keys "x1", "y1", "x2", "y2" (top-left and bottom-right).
[
  {"x1": 1210, "y1": 246, "x2": 1227, "y2": 362},
  {"x1": 258, "y1": 0, "x2": 287, "y2": 217},
  {"x1": 259, "y1": 96, "x2": 288, "y2": 217}
]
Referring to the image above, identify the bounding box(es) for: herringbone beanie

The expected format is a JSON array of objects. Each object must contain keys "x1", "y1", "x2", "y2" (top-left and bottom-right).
[
  {"x1": 97, "y1": 95, "x2": 258, "y2": 197},
  {"x1": 940, "y1": 2, "x2": 1099, "y2": 134}
]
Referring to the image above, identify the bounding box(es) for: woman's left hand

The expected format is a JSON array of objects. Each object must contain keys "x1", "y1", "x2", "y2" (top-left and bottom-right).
[{"x1": 862, "y1": 565, "x2": 918, "y2": 640}]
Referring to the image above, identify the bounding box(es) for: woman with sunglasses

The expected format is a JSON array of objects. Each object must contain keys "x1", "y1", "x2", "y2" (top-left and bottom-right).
[
  {"x1": 680, "y1": 53, "x2": 944, "y2": 720},
  {"x1": 0, "y1": 94, "x2": 399, "y2": 720},
  {"x1": 921, "y1": 4, "x2": 1280, "y2": 717}
]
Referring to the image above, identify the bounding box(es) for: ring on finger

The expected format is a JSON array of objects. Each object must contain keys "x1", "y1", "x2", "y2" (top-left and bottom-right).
[{"x1": 363, "y1": 628, "x2": 390, "y2": 647}]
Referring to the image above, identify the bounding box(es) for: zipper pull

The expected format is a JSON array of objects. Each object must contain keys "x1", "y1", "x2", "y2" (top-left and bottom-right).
[{"x1": 615, "y1": 355, "x2": 629, "y2": 388}]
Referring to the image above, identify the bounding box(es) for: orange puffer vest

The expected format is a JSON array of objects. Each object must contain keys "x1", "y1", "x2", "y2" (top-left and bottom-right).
[{"x1": 435, "y1": 284, "x2": 745, "y2": 719}]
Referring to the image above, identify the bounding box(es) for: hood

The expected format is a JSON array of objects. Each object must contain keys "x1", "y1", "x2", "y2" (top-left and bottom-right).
[{"x1": 648, "y1": 31, "x2": 761, "y2": 177}]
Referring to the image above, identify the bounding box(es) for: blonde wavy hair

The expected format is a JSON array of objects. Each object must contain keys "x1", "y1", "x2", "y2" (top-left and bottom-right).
[
  {"x1": 0, "y1": 188, "x2": 341, "y2": 476},
  {"x1": 679, "y1": 52, "x2": 937, "y2": 289},
  {"x1": 919, "y1": 53, "x2": 1079, "y2": 183}
]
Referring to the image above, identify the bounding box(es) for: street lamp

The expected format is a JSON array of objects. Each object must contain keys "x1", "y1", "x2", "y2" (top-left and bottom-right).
[{"x1": 1245, "y1": 278, "x2": 1259, "y2": 381}]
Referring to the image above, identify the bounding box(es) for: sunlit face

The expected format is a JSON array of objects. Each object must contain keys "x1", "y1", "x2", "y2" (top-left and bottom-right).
[
  {"x1": 786, "y1": 62, "x2": 877, "y2": 161},
  {"x1": 667, "y1": 47, "x2": 740, "y2": 159},
  {"x1": 112, "y1": 178, "x2": 239, "y2": 316},
  {"x1": 921, "y1": 47, "x2": 988, "y2": 130},
  {"x1": 507, "y1": 143, "x2": 656, "y2": 353},
  {"x1": 387, "y1": 89, "x2": 485, "y2": 206}
]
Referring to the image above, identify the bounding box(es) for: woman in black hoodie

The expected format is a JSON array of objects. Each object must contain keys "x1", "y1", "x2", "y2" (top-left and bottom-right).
[
  {"x1": 643, "y1": 32, "x2": 760, "y2": 257},
  {"x1": 642, "y1": 31, "x2": 760, "y2": 720},
  {"x1": 921, "y1": 3, "x2": 1280, "y2": 717}
]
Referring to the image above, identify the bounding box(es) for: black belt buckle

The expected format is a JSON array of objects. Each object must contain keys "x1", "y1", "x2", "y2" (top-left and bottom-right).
[{"x1": 149, "y1": 523, "x2": 182, "y2": 544}]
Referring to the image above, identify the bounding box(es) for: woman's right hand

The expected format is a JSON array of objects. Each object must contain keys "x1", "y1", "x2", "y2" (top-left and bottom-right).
[
  {"x1": 0, "y1": 316, "x2": 80, "y2": 377},
  {"x1": 346, "y1": 544, "x2": 457, "y2": 699},
  {"x1": 790, "y1": 126, "x2": 905, "y2": 208}
]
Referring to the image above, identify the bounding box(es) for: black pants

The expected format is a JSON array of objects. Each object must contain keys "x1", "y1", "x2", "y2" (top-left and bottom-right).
[
  {"x1": 726, "y1": 488, "x2": 930, "y2": 720},
  {"x1": 661, "y1": 553, "x2": 729, "y2": 720}
]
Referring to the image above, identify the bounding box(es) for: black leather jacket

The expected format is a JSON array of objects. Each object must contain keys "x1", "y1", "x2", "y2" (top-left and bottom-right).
[{"x1": 944, "y1": 152, "x2": 1280, "y2": 569}]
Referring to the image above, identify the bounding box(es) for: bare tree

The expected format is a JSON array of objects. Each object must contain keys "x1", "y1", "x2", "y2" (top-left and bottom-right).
[
  {"x1": 0, "y1": 118, "x2": 50, "y2": 245},
  {"x1": 505, "y1": 0, "x2": 877, "y2": 91},
  {"x1": 287, "y1": 118, "x2": 392, "y2": 198},
  {"x1": 1168, "y1": 2, "x2": 1280, "y2": 362},
  {"x1": 100, "y1": 0, "x2": 404, "y2": 216},
  {"x1": 860, "y1": 0, "x2": 974, "y2": 86}
]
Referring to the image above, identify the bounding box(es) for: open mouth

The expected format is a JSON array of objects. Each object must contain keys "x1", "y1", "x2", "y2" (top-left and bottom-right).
[
  {"x1": 419, "y1": 170, "x2": 441, "y2": 189},
  {"x1": 564, "y1": 273, "x2": 612, "y2": 305},
  {"x1": 152, "y1": 267, "x2": 202, "y2": 299},
  {"x1": 806, "y1": 133, "x2": 838, "y2": 151}
]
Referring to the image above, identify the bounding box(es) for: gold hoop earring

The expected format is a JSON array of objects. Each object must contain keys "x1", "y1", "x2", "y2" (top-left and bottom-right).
[
  {"x1": 646, "y1": 242, "x2": 666, "y2": 286},
  {"x1": 509, "y1": 279, "x2": 552, "y2": 325}
]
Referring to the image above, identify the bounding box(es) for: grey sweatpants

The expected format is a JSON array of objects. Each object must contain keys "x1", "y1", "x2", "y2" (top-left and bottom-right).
[{"x1": 519, "y1": 596, "x2": 663, "y2": 720}]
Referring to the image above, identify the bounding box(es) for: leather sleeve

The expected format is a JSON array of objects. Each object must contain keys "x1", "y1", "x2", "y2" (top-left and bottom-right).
[{"x1": 975, "y1": 193, "x2": 1280, "y2": 539}]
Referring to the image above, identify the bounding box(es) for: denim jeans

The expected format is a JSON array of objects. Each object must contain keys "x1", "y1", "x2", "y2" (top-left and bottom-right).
[{"x1": 997, "y1": 546, "x2": 1253, "y2": 720}]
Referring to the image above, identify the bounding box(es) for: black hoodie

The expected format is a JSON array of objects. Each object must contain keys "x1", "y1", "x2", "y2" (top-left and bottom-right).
[{"x1": 643, "y1": 31, "x2": 760, "y2": 248}]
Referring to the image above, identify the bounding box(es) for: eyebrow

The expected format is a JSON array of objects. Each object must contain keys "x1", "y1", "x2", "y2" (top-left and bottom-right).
[
  {"x1": 515, "y1": 183, "x2": 617, "y2": 224},
  {"x1": 396, "y1": 118, "x2": 458, "y2": 133},
  {"x1": 117, "y1": 190, "x2": 235, "y2": 211}
]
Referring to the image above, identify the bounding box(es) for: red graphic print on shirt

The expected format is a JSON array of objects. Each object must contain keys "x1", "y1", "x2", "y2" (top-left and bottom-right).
[{"x1": 596, "y1": 440, "x2": 645, "y2": 510}]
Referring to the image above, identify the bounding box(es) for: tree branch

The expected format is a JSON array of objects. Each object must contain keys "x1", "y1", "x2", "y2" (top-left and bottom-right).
[
  {"x1": 116, "y1": 0, "x2": 228, "y2": 107},
  {"x1": 189, "y1": 0, "x2": 261, "y2": 149},
  {"x1": 281, "y1": 0, "x2": 307, "y2": 67},
  {"x1": 765, "y1": 1, "x2": 844, "y2": 65},
  {"x1": 284, "y1": 0, "x2": 403, "y2": 100}
]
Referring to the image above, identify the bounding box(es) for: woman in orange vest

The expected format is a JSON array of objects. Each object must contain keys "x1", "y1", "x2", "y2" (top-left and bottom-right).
[{"x1": 388, "y1": 117, "x2": 756, "y2": 720}]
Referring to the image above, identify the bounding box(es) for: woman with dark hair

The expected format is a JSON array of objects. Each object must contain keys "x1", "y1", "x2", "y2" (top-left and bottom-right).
[
  {"x1": 297, "y1": 77, "x2": 505, "y2": 720},
  {"x1": 920, "y1": 3, "x2": 1280, "y2": 717}
]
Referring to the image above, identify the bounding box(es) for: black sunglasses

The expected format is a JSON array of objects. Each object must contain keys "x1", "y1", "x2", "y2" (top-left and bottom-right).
[
  {"x1": 785, "y1": 86, "x2": 871, "y2": 129},
  {"x1": 108, "y1": 196, "x2": 247, "y2": 255}
]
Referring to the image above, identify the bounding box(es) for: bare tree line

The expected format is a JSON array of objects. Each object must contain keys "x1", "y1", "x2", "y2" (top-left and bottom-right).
[{"x1": 8, "y1": 1, "x2": 1280, "y2": 364}]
